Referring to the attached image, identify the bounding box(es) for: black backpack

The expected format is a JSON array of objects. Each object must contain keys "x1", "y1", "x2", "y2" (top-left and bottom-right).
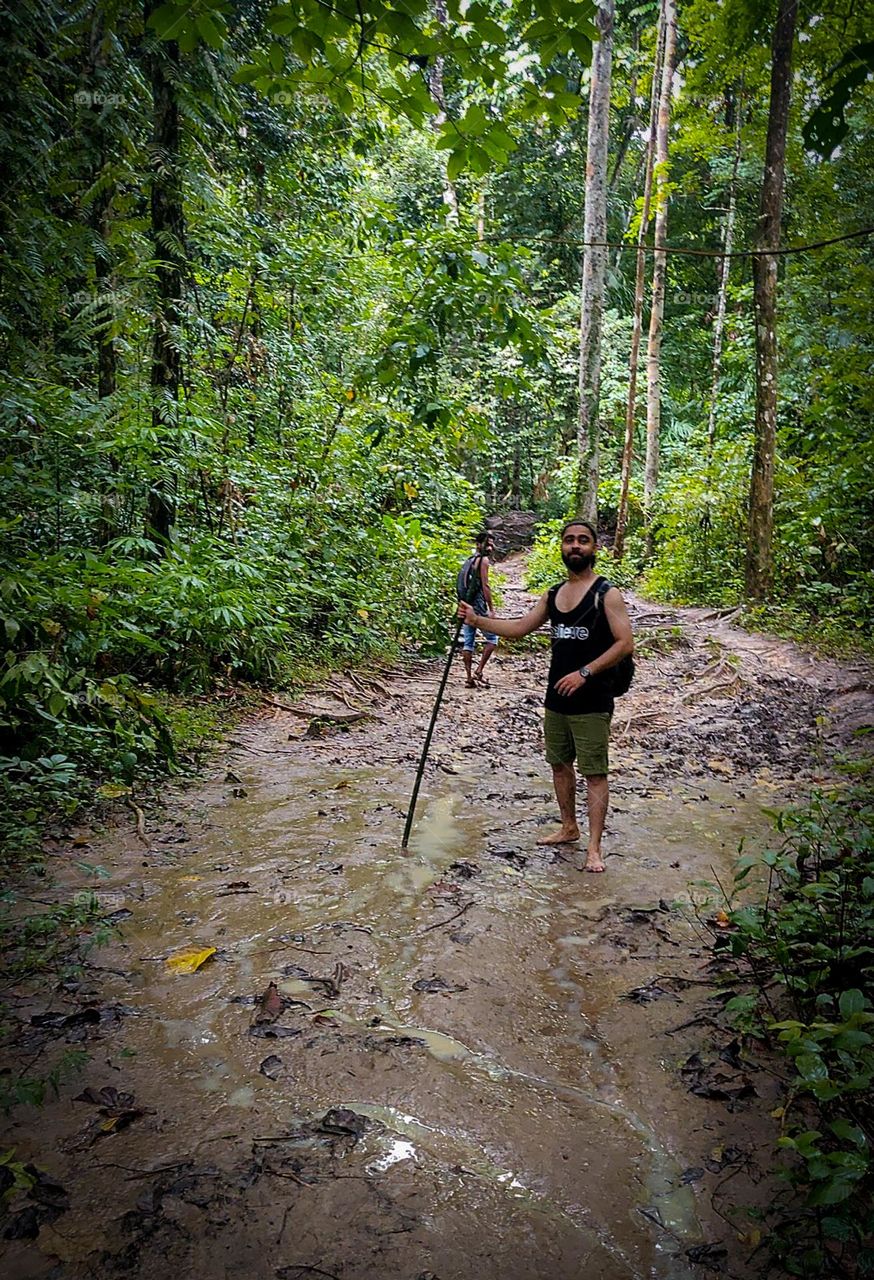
[
  {"x1": 456, "y1": 553, "x2": 484, "y2": 603},
  {"x1": 594, "y1": 578, "x2": 635, "y2": 696}
]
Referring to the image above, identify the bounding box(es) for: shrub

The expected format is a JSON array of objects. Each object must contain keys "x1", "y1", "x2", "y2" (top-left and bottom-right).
[{"x1": 724, "y1": 787, "x2": 874, "y2": 1275}]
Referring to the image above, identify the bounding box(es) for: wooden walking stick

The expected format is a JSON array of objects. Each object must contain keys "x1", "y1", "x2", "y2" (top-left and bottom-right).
[{"x1": 401, "y1": 554, "x2": 484, "y2": 849}]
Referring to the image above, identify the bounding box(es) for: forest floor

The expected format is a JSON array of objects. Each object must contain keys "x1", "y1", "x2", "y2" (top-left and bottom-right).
[{"x1": 3, "y1": 555, "x2": 872, "y2": 1280}]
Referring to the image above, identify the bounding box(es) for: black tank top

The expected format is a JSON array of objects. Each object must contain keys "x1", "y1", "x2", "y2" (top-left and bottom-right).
[{"x1": 544, "y1": 578, "x2": 615, "y2": 715}]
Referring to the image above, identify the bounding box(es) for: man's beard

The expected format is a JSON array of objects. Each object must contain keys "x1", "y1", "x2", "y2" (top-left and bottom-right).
[{"x1": 562, "y1": 550, "x2": 595, "y2": 571}]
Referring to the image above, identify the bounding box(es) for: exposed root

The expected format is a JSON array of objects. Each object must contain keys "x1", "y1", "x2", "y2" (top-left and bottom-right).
[{"x1": 125, "y1": 795, "x2": 148, "y2": 845}]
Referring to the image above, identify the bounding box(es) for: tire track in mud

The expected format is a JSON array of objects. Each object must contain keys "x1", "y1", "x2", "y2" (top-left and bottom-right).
[{"x1": 3, "y1": 557, "x2": 870, "y2": 1280}]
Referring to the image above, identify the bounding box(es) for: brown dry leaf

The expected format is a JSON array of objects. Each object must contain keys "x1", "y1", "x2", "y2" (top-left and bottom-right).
[{"x1": 254, "y1": 981, "x2": 283, "y2": 1024}]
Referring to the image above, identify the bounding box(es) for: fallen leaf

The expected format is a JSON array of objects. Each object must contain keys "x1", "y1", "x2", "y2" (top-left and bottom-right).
[
  {"x1": 166, "y1": 946, "x2": 216, "y2": 974},
  {"x1": 254, "y1": 981, "x2": 283, "y2": 1024},
  {"x1": 96, "y1": 782, "x2": 131, "y2": 799}
]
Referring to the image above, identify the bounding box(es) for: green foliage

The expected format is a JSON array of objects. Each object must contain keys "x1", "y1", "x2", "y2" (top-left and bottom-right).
[
  {"x1": 642, "y1": 438, "x2": 749, "y2": 606},
  {"x1": 726, "y1": 787, "x2": 874, "y2": 1274},
  {"x1": 0, "y1": 890, "x2": 112, "y2": 984},
  {"x1": 524, "y1": 518, "x2": 566, "y2": 593},
  {"x1": 0, "y1": 1052, "x2": 91, "y2": 1114}
]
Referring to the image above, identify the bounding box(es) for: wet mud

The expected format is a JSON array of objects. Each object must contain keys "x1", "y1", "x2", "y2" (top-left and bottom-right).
[{"x1": 3, "y1": 558, "x2": 871, "y2": 1280}]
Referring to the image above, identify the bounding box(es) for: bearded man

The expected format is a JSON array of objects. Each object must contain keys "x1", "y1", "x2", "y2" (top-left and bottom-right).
[{"x1": 458, "y1": 520, "x2": 634, "y2": 872}]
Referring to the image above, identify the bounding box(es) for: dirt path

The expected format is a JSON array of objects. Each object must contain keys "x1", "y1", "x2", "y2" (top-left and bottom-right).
[{"x1": 4, "y1": 557, "x2": 871, "y2": 1280}]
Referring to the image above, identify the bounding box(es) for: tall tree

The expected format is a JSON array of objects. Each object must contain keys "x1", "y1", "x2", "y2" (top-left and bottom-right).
[
  {"x1": 706, "y1": 88, "x2": 743, "y2": 466},
  {"x1": 428, "y1": 0, "x2": 459, "y2": 223},
  {"x1": 745, "y1": 0, "x2": 798, "y2": 598},
  {"x1": 615, "y1": 18, "x2": 664, "y2": 557},
  {"x1": 576, "y1": 0, "x2": 614, "y2": 522},
  {"x1": 643, "y1": 0, "x2": 678, "y2": 534},
  {"x1": 145, "y1": 5, "x2": 184, "y2": 550}
]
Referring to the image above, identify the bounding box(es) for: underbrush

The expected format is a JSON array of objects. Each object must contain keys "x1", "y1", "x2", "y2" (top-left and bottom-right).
[
  {"x1": 745, "y1": 600, "x2": 874, "y2": 660},
  {"x1": 719, "y1": 784, "x2": 874, "y2": 1276},
  {"x1": 0, "y1": 515, "x2": 468, "y2": 863}
]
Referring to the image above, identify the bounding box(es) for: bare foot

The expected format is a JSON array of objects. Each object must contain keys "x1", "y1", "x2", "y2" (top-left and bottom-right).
[
  {"x1": 583, "y1": 849, "x2": 606, "y2": 873},
  {"x1": 537, "y1": 825, "x2": 580, "y2": 845},
  {"x1": 465, "y1": 678, "x2": 477, "y2": 689}
]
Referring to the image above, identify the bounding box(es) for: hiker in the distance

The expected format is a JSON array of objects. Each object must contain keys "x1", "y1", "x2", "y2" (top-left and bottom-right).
[
  {"x1": 457, "y1": 519, "x2": 634, "y2": 872},
  {"x1": 457, "y1": 530, "x2": 499, "y2": 689}
]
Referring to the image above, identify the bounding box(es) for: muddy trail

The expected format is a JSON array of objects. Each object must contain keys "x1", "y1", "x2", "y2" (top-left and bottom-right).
[{"x1": 4, "y1": 556, "x2": 871, "y2": 1280}]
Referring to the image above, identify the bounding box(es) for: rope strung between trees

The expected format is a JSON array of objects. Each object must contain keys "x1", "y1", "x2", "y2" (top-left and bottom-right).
[{"x1": 484, "y1": 225, "x2": 874, "y2": 259}]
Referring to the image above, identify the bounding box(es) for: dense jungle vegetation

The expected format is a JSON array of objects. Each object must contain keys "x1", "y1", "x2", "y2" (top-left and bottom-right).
[
  {"x1": 0, "y1": 0, "x2": 871, "y2": 845},
  {"x1": 1, "y1": 4, "x2": 872, "y2": 1272}
]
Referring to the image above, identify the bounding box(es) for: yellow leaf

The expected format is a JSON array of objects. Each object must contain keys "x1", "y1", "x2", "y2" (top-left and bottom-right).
[
  {"x1": 41, "y1": 619, "x2": 62, "y2": 636},
  {"x1": 403, "y1": 481, "x2": 418, "y2": 499},
  {"x1": 96, "y1": 782, "x2": 131, "y2": 799},
  {"x1": 345, "y1": 387, "x2": 356, "y2": 401},
  {"x1": 166, "y1": 946, "x2": 216, "y2": 974},
  {"x1": 357, "y1": 608, "x2": 369, "y2": 620},
  {"x1": 770, "y1": 1106, "x2": 784, "y2": 1119}
]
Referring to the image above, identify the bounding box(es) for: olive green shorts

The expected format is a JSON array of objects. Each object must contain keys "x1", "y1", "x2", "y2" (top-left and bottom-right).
[{"x1": 543, "y1": 709, "x2": 612, "y2": 776}]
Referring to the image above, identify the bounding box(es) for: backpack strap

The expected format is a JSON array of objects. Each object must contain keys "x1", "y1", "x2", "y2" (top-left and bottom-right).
[{"x1": 593, "y1": 576, "x2": 611, "y2": 610}]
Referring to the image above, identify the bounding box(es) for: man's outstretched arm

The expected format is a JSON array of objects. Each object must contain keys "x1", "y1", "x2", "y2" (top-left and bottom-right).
[{"x1": 458, "y1": 593, "x2": 549, "y2": 638}]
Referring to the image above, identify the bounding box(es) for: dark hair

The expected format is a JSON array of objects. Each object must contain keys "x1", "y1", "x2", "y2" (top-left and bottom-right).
[
  {"x1": 560, "y1": 519, "x2": 598, "y2": 542},
  {"x1": 475, "y1": 529, "x2": 494, "y2": 548}
]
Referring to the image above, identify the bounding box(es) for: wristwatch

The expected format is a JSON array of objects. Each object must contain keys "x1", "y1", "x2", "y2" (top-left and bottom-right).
[{"x1": 578, "y1": 666, "x2": 591, "y2": 680}]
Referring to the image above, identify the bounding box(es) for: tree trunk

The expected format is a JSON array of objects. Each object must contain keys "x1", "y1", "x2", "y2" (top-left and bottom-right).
[
  {"x1": 575, "y1": 0, "x2": 614, "y2": 523},
  {"x1": 145, "y1": 5, "x2": 184, "y2": 550},
  {"x1": 643, "y1": 0, "x2": 678, "y2": 539},
  {"x1": 746, "y1": 0, "x2": 797, "y2": 600},
  {"x1": 706, "y1": 90, "x2": 743, "y2": 465},
  {"x1": 614, "y1": 17, "x2": 664, "y2": 558},
  {"x1": 428, "y1": 0, "x2": 459, "y2": 223}
]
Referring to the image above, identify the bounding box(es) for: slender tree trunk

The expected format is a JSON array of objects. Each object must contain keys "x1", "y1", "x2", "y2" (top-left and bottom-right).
[
  {"x1": 610, "y1": 145, "x2": 646, "y2": 272},
  {"x1": 614, "y1": 18, "x2": 664, "y2": 558},
  {"x1": 576, "y1": 0, "x2": 614, "y2": 522},
  {"x1": 145, "y1": 4, "x2": 184, "y2": 549},
  {"x1": 706, "y1": 90, "x2": 743, "y2": 466},
  {"x1": 428, "y1": 0, "x2": 459, "y2": 223},
  {"x1": 643, "y1": 0, "x2": 678, "y2": 542},
  {"x1": 746, "y1": 0, "x2": 797, "y2": 599}
]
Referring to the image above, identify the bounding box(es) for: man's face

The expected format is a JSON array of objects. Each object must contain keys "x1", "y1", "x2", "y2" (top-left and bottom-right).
[{"x1": 560, "y1": 525, "x2": 596, "y2": 571}]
